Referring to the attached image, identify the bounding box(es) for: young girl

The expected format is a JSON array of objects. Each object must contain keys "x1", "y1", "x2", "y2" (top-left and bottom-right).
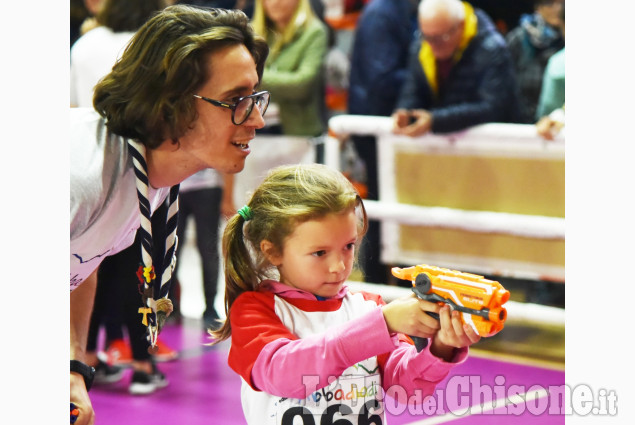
[{"x1": 212, "y1": 163, "x2": 480, "y2": 424}]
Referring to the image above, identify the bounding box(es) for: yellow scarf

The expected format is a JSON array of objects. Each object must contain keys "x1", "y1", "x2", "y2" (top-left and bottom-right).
[{"x1": 418, "y1": 1, "x2": 478, "y2": 97}]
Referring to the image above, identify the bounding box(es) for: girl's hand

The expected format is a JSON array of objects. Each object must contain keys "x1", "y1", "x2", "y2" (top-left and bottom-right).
[
  {"x1": 381, "y1": 294, "x2": 441, "y2": 338},
  {"x1": 430, "y1": 305, "x2": 481, "y2": 361}
]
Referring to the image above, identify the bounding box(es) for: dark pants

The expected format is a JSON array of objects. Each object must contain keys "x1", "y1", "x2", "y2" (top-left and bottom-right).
[
  {"x1": 351, "y1": 134, "x2": 388, "y2": 284},
  {"x1": 173, "y1": 187, "x2": 223, "y2": 320}
]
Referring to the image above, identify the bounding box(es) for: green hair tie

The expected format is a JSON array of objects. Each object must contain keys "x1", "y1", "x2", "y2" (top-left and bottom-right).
[{"x1": 237, "y1": 205, "x2": 252, "y2": 221}]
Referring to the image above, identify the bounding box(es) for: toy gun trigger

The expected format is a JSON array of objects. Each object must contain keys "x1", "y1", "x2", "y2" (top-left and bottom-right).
[{"x1": 409, "y1": 272, "x2": 437, "y2": 352}]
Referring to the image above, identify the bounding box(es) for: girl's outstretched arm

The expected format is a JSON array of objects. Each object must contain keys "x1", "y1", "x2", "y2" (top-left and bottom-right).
[{"x1": 228, "y1": 291, "x2": 398, "y2": 399}]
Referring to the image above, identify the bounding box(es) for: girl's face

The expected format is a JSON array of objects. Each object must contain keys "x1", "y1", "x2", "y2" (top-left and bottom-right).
[
  {"x1": 262, "y1": 0, "x2": 299, "y2": 31},
  {"x1": 263, "y1": 210, "x2": 358, "y2": 298}
]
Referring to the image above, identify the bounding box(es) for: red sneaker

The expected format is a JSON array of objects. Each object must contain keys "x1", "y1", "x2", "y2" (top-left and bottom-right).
[
  {"x1": 106, "y1": 339, "x2": 133, "y2": 365},
  {"x1": 153, "y1": 339, "x2": 178, "y2": 362}
]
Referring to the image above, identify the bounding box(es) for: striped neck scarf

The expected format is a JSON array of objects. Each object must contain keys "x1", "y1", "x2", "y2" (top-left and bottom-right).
[{"x1": 127, "y1": 139, "x2": 180, "y2": 349}]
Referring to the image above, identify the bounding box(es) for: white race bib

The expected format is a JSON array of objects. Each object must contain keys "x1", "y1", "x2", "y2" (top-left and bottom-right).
[{"x1": 271, "y1": 372, "x2": 385, "y2": 425}]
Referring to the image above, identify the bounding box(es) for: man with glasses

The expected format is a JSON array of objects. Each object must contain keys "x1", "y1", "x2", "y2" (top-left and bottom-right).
[
  {"x1": 393, "y1": 0, "x2": 521, "y2": 137},
  {"x1": 70, "y1": 5, "x2": 268, "y2": 424}
]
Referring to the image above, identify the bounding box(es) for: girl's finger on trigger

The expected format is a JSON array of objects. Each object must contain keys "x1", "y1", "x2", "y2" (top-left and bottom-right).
[
  {"x1": 419, "y1": 311, "x2": 440, "y2": 331},
  {"x1": 410, "y1": 319, "x2": 436, "y2": 337},
  {"x1": 450, "y1": 310, "x2": 464, "y2": 336},
  {"x1": 438, "y1": 305, "x2": 452, "y2": 329},
  {"x1": 414, "y1": 304, "x2": 439, "y2": 329},
  {"x1": 418, "y1": 298, "x2": 441, "y2": 314}
]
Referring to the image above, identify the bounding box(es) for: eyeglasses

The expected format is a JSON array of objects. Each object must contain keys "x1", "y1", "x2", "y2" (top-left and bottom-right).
[
  {"x1": 193, "y1": 90, "x2": 270, "y2": 125},
  {"x1": 422, "y1": 23, "x2": 460, "y2": 45}
]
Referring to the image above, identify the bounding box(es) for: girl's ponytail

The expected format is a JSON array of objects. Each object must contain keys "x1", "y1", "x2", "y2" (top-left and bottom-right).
[{"x1": 209, "y1": 212, "x2": 259, "y2": 342}]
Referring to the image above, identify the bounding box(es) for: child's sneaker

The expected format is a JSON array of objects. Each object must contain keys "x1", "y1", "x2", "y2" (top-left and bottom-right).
[
  {"x1": 105, "y1": 339, "x2": 132, "y2": 365},
  {"x1": 152, "y1": 339, "x2": 178, "y2": 362},
  {"x1": 129, "y1": 364, "x2": 168, "y2": 395}
]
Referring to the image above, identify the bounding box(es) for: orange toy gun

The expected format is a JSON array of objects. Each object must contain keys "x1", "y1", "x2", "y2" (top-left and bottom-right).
[{"x1": 391, "y1": 264, "x2": 510, "y2": 350}]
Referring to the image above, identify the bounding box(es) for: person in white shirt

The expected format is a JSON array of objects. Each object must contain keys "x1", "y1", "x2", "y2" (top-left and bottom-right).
[{"x1": 70, "y1": 6, "x2": 270, "y2": 424}]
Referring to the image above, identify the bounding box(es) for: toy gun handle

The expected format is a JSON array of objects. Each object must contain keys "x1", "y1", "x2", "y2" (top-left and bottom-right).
[{"x1": 411, "y1": 273, "x2": 437, "y2": 351}]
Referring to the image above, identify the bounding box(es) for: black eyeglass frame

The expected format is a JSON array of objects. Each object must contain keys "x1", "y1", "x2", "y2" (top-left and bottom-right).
[{"x1": 193, "y1": 90, "x2": 270, "y2": 125}]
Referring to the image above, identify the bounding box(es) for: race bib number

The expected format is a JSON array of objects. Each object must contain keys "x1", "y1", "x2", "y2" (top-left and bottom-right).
[{"x1": 274, "y1": 373, "x2": 384, "y2": 425}]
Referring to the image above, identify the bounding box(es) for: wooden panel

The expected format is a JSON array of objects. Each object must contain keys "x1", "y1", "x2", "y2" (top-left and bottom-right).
[
  {"x1": 395, "y1": 153, "x2": 564, "y2": 218},
  {"x1": 399, "y1": 225, "x2": 565, "y2": 267}
]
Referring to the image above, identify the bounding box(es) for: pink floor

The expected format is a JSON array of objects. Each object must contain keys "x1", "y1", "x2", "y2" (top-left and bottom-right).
[{"x1": 90, "y1": 320, "x2": 565, "y2": 424}]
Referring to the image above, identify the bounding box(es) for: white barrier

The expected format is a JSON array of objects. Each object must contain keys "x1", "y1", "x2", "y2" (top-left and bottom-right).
[
  {"x1": 363, "y1": 200, "x2": 564, "y2": 240},
  {"x1": 325, "y1": 115, "x2": 565, "y2": 282}
]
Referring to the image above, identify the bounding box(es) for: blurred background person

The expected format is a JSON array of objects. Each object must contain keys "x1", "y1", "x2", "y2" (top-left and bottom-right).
[
  {"x1": 536, "y1": 2, "x2": 564, "y2": 141},
  {"x1": 393, "y1": 0, "x2": 521, "y2": 137},
  {"x1": 171, "y1": 170, "x2": 236, "y2": 331},
  {"x1": 70, "y1": 0, "x2": 168, "y2": 107},
  {"x1": 348, "y1": 0, "x2": 419, "y2": 118},
  {"x1": 506, "y1": 0, "x2": 564, "y2": 123},
  {"x1": 70, "y1": 0, "x2": 104, "y2": 47},
  {"x1": 346, "y1": 0, "x2": 420, "y2": 284},
  {"x1": 251, "y1": 0, "x2": 329, "y2": 137}
]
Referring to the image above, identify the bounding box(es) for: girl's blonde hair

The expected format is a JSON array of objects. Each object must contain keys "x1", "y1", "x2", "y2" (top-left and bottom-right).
[
  {"x1": 211, "y1": 163, "x2": 368, "y2": 342},
  {"x1": 251, "y1": 0, "x2": 317, "y2": 60}
]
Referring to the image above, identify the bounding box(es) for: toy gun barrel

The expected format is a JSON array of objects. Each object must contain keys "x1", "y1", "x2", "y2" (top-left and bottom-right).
[{"x1": 392, "y1": 264, "x2": 510, "y2": 338}]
